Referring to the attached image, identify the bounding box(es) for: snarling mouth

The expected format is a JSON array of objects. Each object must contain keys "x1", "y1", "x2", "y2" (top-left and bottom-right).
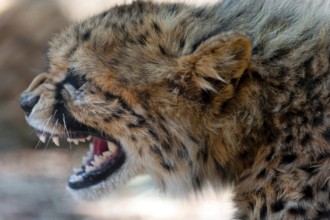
[{"x1": 36, "y1": 131, "x2": 126, "y2": 189}]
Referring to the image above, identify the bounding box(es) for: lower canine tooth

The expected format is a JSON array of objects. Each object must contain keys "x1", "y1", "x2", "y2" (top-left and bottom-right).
[
  {"x1": 94, "y1": 155, "x2": 104, "y2": 167},
  {"x1": 102, "y1": 151, "x2": 112, "y2": 158}
]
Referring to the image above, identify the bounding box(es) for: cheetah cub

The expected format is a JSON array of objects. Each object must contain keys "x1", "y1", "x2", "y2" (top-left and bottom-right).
[{"x1": 20, "y1": 0, "x2": 330, "y2": 219}]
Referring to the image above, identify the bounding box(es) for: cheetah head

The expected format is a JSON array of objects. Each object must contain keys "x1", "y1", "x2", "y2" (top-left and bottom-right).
[{"x1": 20, "y1": 2, "x2": 252, "y2": 199}]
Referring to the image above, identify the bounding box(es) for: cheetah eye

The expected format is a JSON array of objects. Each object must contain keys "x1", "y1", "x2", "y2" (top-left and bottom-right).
[{"x1": 63, "y1": 68, "x2": 87, "y2": 90}]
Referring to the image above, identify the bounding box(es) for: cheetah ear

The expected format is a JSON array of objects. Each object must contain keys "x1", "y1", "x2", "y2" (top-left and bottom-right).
[{"x1": 178, "y1": 32, "x2": 252, "y2": 90}]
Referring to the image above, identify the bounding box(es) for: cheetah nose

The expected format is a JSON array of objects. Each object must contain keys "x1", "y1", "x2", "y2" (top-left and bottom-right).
[{"x1": 19, "y1": 92, "x2": 40, "y2": 116}]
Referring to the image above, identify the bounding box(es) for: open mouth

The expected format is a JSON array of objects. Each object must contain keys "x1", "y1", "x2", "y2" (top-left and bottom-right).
[{"x1": 36, "y1": 131, "x2": 126, "y2": 189}]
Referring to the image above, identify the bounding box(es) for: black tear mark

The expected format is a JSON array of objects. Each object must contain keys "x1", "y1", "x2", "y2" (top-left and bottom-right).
[{"x1": 63, "y1": 68, "x2": 86, "y2": 89}]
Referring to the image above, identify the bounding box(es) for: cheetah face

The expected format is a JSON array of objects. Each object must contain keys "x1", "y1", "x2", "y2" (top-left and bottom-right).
[
  {"x1": 20, "y1": 66, "x2": 152, "y2": 199},
  {"x1": 20, "y1": 2, "x2": 252, "y2": 199}
]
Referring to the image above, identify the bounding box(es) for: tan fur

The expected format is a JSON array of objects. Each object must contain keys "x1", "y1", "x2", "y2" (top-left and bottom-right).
[{"x1": 21, "y1": 0, "x2": 330, "y2": 219}]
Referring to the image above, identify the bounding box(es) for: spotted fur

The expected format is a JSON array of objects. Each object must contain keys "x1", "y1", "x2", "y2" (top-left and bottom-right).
[{"x1": 21, "y1": 0, "x2": 330, "y2": 219}]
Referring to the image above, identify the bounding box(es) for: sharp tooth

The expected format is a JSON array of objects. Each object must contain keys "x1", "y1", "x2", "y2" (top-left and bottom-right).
[
  {"x1": 86, "y1": 135, "x2": 92, "y2": 141},
  {"x1": 73, "y1": 140, "x2": 79, "y2": 145},
  {"x1": 96, "y1": 155, "x2": 104, "y2": 163},
  {"x1": 79, "y1": 138, "x2": 85, "y2": 142},
  {"x1": 39, "y1": 134, "x2": 46, "y2": 143},
  {"x1": 69, "y1": 174, "x2": 83, "y2": 183},
  {"x1": 94, "y1": 155, "x2": 103, "y2": 167},
  {"x1": 89, "y1": 143, "x2": 93, "y2": 151},
  {"x1": 52, "y1": 136, "x2": 60, "y2": 146},
  {"x1": 107, "y1": 141, "x2": 117, "y2": 153},
  {"x1": 102, "y1": 151, "x2": 112, "y2": 158},
  {"x1": 85, "y1": 165, "x2": 95, "y2": 173},
  {"x1": 67, "y1": 138, "x2": 73, "y2": 142}
]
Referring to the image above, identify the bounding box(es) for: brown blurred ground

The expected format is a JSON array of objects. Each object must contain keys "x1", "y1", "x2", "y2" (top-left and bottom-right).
[{"x1": 0, "y1": 0, "x2": 233, "y2": 219}]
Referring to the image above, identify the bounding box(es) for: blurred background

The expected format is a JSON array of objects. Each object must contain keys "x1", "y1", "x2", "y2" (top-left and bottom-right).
[{"x1": 0, "y1": 0, "x2": 233, "y2": 219}]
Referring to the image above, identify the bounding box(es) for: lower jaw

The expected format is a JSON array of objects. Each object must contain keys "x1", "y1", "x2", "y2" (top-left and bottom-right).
[
  {"x1": 68, "y1": 150, "x2": 126, "y2": 189},
  {"x1": 35, "y1": 130, "x2": 127, "y2": 190}
]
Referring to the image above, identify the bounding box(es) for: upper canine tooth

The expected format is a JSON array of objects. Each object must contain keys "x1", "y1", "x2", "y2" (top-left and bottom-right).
[
  {"x1": 73, "y1": 140, "x2": 79, "y2": 145},
  {"x1": 107, "y1": 141, "x2": 117, "y2": 153},
  {"x1": 86, "y1": 135, "x2": 92, "y2": 141},
  {"x1": 52, "y1": 136, "x2": 60, "y2": 146},
  {"x1": 39, "y1": 134, "x2": 46, "y2": 143}
]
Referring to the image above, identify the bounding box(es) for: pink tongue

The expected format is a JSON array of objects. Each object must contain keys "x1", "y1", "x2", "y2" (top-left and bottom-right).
[{"x1": 92, "y1": 137, "x2": 108, "y2": 156}]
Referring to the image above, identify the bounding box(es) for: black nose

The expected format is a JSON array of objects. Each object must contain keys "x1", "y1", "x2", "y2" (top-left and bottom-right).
[{"x1": 19, "y1": 93, "x2": 40, "y2": 116}]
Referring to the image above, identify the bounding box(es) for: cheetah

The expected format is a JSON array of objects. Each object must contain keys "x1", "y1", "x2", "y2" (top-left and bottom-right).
[{"x1": 20, "y1": 0, "x2": 330, "y2": 219}]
